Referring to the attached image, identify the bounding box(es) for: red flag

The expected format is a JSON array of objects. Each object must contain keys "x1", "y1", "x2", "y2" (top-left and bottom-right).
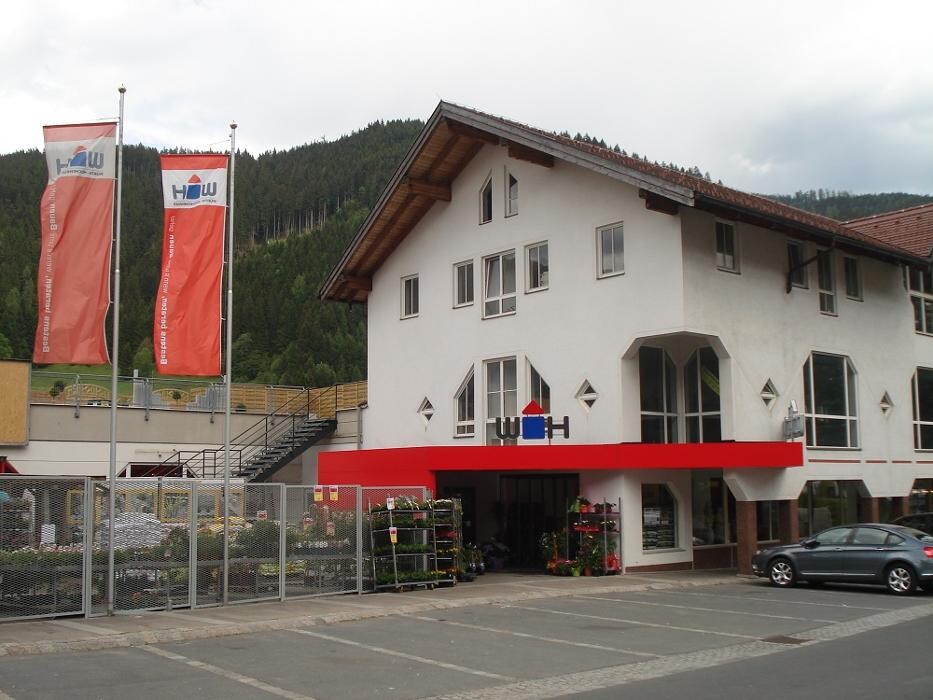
[
  {"x1": 155, "y1": 154, "x2": 228, "y2": 376},
  {"x1": 33, "y1": 123, "x2": 117, "y2": 364}
]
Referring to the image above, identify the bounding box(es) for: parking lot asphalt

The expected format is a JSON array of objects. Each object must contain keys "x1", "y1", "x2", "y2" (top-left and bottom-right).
[{"x1": 0, "y1": 573, "x2": 931, "y2": 699}]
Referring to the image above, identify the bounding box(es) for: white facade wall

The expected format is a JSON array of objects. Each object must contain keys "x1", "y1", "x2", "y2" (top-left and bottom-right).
[{"x1": 366, "y1": 144, "x2": 685, "y2": 448}]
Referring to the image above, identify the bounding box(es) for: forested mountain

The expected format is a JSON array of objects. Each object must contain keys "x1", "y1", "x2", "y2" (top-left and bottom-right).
[
  {"x1": 765, "y1": 190, "x2": 933, "y2": 221},
  {"x1": 0, "y1": 120, "x2": 422, "y2": 383},
  {"x1": 1, "y1": 121, "x2": 931, "y2": 386}
]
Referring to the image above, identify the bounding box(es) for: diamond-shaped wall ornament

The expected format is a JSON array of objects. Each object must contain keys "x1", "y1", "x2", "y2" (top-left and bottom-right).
[
  {"x1": 879, "y1": 392, "x2": 893, "y2": 416},
  {"x1": 418, "y1": 398, "x2": 435, "y2": 425},
  {"x1": 576, "y1": 381, "x2": 599, "y2": 411},
  {"x1": 760, "y1": 379, "x2": 778, "y2": 408}
]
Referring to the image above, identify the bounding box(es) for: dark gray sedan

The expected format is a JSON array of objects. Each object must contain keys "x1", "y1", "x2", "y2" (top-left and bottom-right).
[{"x1": 752, "y1": 523, "x2": 933, "y2": 595}]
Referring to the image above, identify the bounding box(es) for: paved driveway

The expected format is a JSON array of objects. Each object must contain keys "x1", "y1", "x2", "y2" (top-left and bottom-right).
[{"x1": 0, "y1": 579, "x2": 930, "y2": 699}]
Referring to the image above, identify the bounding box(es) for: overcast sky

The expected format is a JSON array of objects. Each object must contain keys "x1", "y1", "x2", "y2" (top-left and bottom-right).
[{"x1": 3, "y1": 1, "x2": 931, "y2": 195}]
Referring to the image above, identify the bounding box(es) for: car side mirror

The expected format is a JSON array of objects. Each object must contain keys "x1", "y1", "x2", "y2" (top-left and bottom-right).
[{"x1": 801, "y1": 538, "x2": 818, "y2": 549}]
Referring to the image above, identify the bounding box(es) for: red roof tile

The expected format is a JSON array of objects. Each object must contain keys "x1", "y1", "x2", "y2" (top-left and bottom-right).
[{"x1": 845, "y1": 203, "x2": 933, "y2": 259}]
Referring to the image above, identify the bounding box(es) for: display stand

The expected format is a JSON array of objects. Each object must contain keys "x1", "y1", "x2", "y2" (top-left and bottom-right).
[
  {"x1": 566, "y1": 497, "x2": 623, "y2": 575},
  {"x1": 430, "y1": 499, "x2": 461, "y2": 586},
  {"x1": 368, "y1": 502, "x2": 439, "y2": 591}
]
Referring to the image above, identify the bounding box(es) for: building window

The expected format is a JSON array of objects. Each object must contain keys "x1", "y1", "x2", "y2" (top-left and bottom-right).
[
  {"x1": 576, "y1": 380, "x2": 599, "y2": 411},
  {"x1": 480, "y1": 174, "x2": 492, "y2": 224},
  {"x1": 453, "y1": 260, "x2": 474, "y2": 308},
  {"x1": 757, "y1": 501, "x2": 779, "y2": 542},
  {"x1": 691, "y1": 471, "x2": 736, "y2": 546},
  {"x1": 798, "y1": 480, "x2": 860, "y2": 536},
  {"x1": 642, "y1": 484, "x2": 677, "y2": 550},
  {"x1": 485, "y1": 357, "x2": 517, "y2": 445},
  {"x1": 715, "y1": 221, "x2": 738, "y2": 272},
  {"x1": 817, "y1": 251, "x2": 836, "y2": 315},
  {"x1": 455, "y1": 369, "x2": 475, "y2": 437},
  {"x1": 684, "y1": 347, "x2": 721, "y2": 443},
  {"x1": 803, "y1": 352, "x2": 859, "y2": 448},
  {"x1": 506, "y1": 171, "x2": 518, "y2": 216},
  {"x1": 401, "y1": 275, "x2": 419, "y2": 318},
  {"x1": 483, "y1": 251, "x2": 516, "y2": 318},
  {"x1": 844, "y1": 256, "x2": 862, "y2": 301},
  {"x1": 418, "y1": 398, "x2": 435, "y2": 426},
  {"x1": 528, "y1": 362, "x2": 551, "y2": 413},
  {"x1": 640, "y1": 346, "x2": 678, "y2": 443},
  {"x1": 597, "y1": 222, "x2": 624, "y2": 277},
  {"x1": 907, "y1": 268, "x2": 933, "y2": 334},
  {"x1": 526, "y1": 242, "x2": 549, "y2": 292},
  {"x1": 787, "y1": 240, "x2": 808, "y2": 288},
  {"x1": 912, "y1": 368, "x2": 933, "y2": 450}
]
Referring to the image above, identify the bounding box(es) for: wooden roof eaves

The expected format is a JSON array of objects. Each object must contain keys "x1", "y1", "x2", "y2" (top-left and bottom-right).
[
  {"x1": 319, "y1": 104, "x2": 449, "y2": 301},
  {"x1": 438, "y1": 102, "x2": 696, "y2": 207}
]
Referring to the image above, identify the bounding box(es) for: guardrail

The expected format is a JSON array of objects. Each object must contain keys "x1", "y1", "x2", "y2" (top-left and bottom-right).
[{"x1": 30, "y1": 371, "x2": 367, "y2": 416}]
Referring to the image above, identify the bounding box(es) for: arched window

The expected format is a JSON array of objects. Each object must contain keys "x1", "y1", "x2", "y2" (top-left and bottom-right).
[{"x1": 685, "y1": 347, "x2": 721, "y2": 442}]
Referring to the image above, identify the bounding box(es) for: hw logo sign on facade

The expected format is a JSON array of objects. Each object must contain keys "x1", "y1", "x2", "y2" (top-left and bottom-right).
[{"x1": 495, "y1": 401, "x2": 570, "y2": 441}]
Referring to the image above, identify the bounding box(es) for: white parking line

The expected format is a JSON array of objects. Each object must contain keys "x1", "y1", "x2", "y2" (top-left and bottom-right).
[
  {"x1": 288, "y1": 628, "x2": 516, "y2": 681},
  {"x1": 574, "y1": 595, "x2": 837, "y2": 623},
  {"x1": 142, "y1": 645, "x2": 314, "y2": 699},
  {"x1": 498, "y1": 603, "x2": 758, "y2": 639},
  {"x1": 410, "y1": 614, "x2": 662, "y2": 658},
  {"x1": 663, "y1": 588, "x2": 893, "y2": 612}
]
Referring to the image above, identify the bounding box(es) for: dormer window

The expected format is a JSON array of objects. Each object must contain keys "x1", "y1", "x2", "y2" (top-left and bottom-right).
[
  {"x1": 506, "y1": 171, "x2": 518, "y2": 216},
  {"x1": 480, "y1": 175, "x2": 493, "y2": 224}
]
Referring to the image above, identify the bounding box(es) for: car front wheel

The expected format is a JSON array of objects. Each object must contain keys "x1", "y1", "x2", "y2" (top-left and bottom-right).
[
  {"x1": 886, "y1": 564, "x2": 916, "y2": 595},
  {"x1": 769, "y1": 557, "x2": 796, "y2": 588}
]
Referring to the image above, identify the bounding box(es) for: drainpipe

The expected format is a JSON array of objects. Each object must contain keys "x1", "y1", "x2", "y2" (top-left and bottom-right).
[{"x1": 356, "y1": 402, "x2": 367, "y2": 449}]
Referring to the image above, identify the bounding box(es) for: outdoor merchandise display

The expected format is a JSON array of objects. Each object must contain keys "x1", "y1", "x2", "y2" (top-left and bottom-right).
[{"x1": 540, "y1": 496, "x2": 622, "y2": 576}]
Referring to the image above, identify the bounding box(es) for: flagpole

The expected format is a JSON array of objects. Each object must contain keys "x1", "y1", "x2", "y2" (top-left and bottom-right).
[
  {"x1": 223, "y1": 122, "x2": 237, "y2": 606},
  {"x1": 107, "y1": 85, "x2": 126, "y2": 617}
]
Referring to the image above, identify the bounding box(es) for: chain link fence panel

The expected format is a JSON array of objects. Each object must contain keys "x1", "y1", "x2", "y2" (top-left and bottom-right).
[
  {"x1": 284, "y1": 485, "x2": 360, "y2": 598},
  {"x1": 227, "y1": 483, "x2": 282, "y2": 603},
  {"x1": 0, "y1": 476, "x2": 88, "y2": 620}
]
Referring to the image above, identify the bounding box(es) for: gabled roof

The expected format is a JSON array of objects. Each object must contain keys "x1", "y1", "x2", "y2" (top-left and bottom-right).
[
  {"x1": 321, "y1": 102, "x2": 928, "y2": 303},
  {"x1": 845, "y1": 203, "x2": 933, "y2": 259}
]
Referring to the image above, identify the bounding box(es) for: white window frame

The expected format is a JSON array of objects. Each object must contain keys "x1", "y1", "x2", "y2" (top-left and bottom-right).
[
  {"x1": 803, "y1": 352, "x2": 859, "y2": 449},
  {"x1": 505, "y1": 169, "x2": 518, "y2": 217},
  {"x1": 454, "y1": 368, "x2": 475, "y2": 438},
  {"x1": 715, "y1": 220, "x2": 739, "y2": 273},
  {"x1": 912, "y1": 367, "x2": 933, "y2": 450},
  {"x1": 844, "y1": 256, "x2": 862, "y2": 301},
  {"x1": 483, "y1": 250, "x2": 517, "y2": 318},
  {"x1": 597, "y1": 222, "x2": 624, "y2": 278},
  {"x1": 401, "y1": 274, "x2": 419, "y2": 319},
  {"x1": 684, "y1": 347, "x2": 721, "y2": 443},
  {"x1": 479, "y1": 173, "x2": 493, "y2": 224},
  {"x1": 485, "y1": 357, "x2": 517, "y2": 445},
  {"x1": 528, "y1": 361, "x2": 551, "y2": 414},
  {"x1": 639, "y1": 346, "x2": 679, "y2": 444},
  {"x1": 453, "y1": 260, "x2": 474, "y2": 308},
  {"x1": 908, "y1": 268, "x2": 933, "y2": 335},
  {"x1": 787, "y1": 240, "x2": 808, "y2": 289},
  {"x1": 817, "y1": 250, "x2": 836, "y2": 315},
  {"x1": 525, "y1": 241, "x2": 549, "y2": 293}
]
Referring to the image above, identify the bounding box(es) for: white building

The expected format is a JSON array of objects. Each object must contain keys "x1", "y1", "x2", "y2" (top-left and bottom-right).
[{"x1": 320, "y1": 102, "x2": 933, "y2": 573}]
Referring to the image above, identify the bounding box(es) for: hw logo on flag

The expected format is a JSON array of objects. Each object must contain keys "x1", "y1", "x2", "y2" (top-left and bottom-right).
[
  {"x1": 171, "y1": 174, "x2": 219, "y2": 202},
  {"x1": 55, "y1": 145, "x2": 106, "y2": 175}
]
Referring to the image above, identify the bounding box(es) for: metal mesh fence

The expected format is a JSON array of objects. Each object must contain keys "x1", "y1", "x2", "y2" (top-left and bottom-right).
[
  {"x1": 227, "y1": 484, "x2": 282, "y2": 603},
  {"x1": 284, "y1": 485, "x2": 360, "y2": 597},
  {"x1": 0, "y1": 479, "x2": 434, "y2": 622},
  {"x1": 0, "y1": 477, "x2": 87, "y2": 620}
]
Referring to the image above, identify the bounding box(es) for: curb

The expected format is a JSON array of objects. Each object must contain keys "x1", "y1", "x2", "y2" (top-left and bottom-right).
[{"x1": 0, "y1": 576, "x2": 735, "y2": 657}]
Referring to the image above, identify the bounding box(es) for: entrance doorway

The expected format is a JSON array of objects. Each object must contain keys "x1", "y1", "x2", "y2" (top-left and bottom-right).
[{"x1": 499, "y1": 474, "x2": 579, "y2": 568}]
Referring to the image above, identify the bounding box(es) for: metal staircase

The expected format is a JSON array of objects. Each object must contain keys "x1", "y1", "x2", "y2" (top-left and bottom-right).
[{"x1": 154, "y1": 385, "x2": 345, "y2": 482}]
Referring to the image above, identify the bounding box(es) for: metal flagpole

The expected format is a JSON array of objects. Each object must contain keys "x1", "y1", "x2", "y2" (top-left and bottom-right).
[
  {"x1": 107, "y1": 85, "x2": 126, "y2": 616},
  {"x1": 222, "y1": 122, "x2": 237, "y2": 606}
]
